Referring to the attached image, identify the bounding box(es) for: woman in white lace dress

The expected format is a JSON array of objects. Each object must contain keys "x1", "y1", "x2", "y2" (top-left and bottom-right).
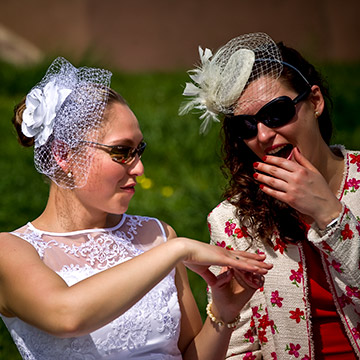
[{"x1": 0, "y1": 57, "x2": 272, "y2": 360}]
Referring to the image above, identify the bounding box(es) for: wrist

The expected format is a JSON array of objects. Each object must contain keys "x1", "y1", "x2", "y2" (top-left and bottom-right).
[{"x1": 206, "y1": 301, "x2": 241, "y2": 329}]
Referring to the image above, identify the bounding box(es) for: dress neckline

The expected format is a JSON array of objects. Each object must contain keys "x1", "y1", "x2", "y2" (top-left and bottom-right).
[{"x1": 27, "y1": 214, "x2": 127, "y2": 236}]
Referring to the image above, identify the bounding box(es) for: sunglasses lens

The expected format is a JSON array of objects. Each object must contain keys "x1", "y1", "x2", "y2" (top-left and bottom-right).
[{"x1": 260, "y1": 98, "x2": 296, "y2": 128}]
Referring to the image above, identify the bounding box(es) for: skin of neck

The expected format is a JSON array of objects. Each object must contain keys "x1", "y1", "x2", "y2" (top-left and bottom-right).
[{"x1": 33, "y1": 184, "x2": 118, "y2": 232}]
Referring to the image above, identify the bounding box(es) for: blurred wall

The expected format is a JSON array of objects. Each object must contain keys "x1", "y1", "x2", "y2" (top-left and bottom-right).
[{"x1": 0, "y1": 0, "x2": 359, "y2": 71}]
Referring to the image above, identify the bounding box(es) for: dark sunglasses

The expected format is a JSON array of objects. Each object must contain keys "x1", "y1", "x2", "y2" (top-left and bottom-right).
[
  {"x1": 226, "y1": 87, "x2": 311, "y2": 140},
  {"x1": 82, "y1": 140, "x2": 147, "y2": 164}
]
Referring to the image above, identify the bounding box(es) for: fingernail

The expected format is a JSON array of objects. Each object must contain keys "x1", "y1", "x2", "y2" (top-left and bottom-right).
[
  {"x1": 253, "y1": 173, "x2": 258, "y2": 179},
  {"x1": 262, "y1": 155, "x2": 267, "y2": 161},
  {"x1": 253, "y1": 162, "x2": 259, "y2": 168},
  {"x1": 259, "y1": 184, "x2": 264, "y2": 190}
]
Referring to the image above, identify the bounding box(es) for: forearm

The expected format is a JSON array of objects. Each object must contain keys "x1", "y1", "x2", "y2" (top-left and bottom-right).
[
  {"x1": 182, "y1": 317, "x2": 234, "y2": 360},
  {"x1": 2, "y1": 237, "x2": 186, "y2": 337}
]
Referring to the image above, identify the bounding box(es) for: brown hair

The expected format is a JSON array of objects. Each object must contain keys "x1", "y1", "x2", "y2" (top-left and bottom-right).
[{"x1": 221, "y1": 42, "x2": 333, "y2": 244}]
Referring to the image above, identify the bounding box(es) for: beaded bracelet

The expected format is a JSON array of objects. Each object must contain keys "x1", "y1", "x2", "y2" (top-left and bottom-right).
[{"x1": 206, "y1": 301, "x2": 241, "y2": 329}]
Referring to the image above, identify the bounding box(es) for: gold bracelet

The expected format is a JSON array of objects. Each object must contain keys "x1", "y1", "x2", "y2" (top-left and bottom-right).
[{"x1": 206, "y1": 301, "x2": 241, "y2": 329}]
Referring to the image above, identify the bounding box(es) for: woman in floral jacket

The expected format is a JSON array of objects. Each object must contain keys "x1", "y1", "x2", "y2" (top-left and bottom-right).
[{"x1": 181, "y1": 33, "x2": 360, "y2": 359}]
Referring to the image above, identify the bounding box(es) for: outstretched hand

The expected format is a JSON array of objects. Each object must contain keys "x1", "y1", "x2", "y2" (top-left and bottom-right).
[
  {"x1": 253, "y1": 147, "x2": 342, "y2": 228},
  {"x1": 180, "y1": 237, "x2": 272, "y2": 286}
]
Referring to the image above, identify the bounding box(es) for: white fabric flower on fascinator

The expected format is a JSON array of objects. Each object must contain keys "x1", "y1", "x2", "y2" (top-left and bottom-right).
[
  {"x1": 22, "y1": 81, "x2": 72, "y2": 147},
  {"x1": 180, "y1": 33, "x2": 283, "y2": 133},
  {"x1": 180, "y1": 46, "x2": 255, "y2": 133}
]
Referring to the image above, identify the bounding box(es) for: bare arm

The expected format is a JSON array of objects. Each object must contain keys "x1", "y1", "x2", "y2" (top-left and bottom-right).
[{"x1": 0, "y1": 231, "x2": 271, "y2": 338}]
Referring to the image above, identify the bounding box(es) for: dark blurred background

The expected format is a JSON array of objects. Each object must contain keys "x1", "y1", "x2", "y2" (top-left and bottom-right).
[{"x1": 1, "y1": 0, "x2": 360, "y2": 70}]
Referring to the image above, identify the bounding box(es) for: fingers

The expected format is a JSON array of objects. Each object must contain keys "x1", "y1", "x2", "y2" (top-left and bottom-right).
[
  {"x1": 228, "y1": 250, "x2": 273, "y2": 275},
  {"x1": 233, "y1": 269, "x2": 265, "y2": 290}
]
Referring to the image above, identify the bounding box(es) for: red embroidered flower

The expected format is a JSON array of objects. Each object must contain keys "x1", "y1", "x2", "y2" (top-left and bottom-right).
[
  {"x1": 331, "y1": 259, "x2": 343, "y2": 273},
  {"x1": 350, "y1": 153, "x2": 360, "y2": 165},
  {"x1": 341, "y1": 223, "x2": 353, "y2": 240},
  {"x1": 271, "y1": 290, "x2": 284, "y2": 307},
  {"x1": 352, "y1": 323, "x2": 360, "y2": 340},
  {"x1": 346, "y1": 285, "x2": 360, "y2": 298},
  {"x1": 215, "y1": 240, "x2": 234, "y2": 251},
  {"x1": 244, "y1": 329, "x2": 255, "y2": 343},
  {"x1": 289, "y1": 308, "x2": 305, "y2": 323},
  {"x1": 345, "y1": 178, "x2": 360, "y2": 191},
  {"x1": 207, "y1": 222, "x2": 211, "y2": 235},
  {"x1": 258, "y1": 329, "x2": 268, "y2": 344},
  {"x1": 274, "y1": 236, "x2": 287, "y2": 254},
  {"x1": 271, "y1": 352, "x2": 278, "y2": 360},
  {"x1": 289, "y1": 269, "x2": 303, "y2": 285},
  {"x1": 225, "y1": 221, "x2": 236, "y2": 236},
  {"x1": 252, "y1": 306, "x2": 261, "y2": 319},
  {"x1": 301, "y1": 355, "x2": 311, "y2": 360},
  {"x1": 338, "y1": 294, "x2": 353, "y2": 308},
  {"x1": 244, "y1": 353, "x2": 256, "y2": 360},
  {"x1": 321, "y1": 240, "x2": 333, "y2": 253},
  {"x1": 287, "y1": 343, "x2": 301, "y2": 357},
  {"x1": 234, "y1": 226, "x2": 248, "y2": 238}
]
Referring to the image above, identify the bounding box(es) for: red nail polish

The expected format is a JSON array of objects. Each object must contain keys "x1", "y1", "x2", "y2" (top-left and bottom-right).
[
  {"x1": 259, "y1": 184, "x2": 264, "y2": 190},
  {"x1": 253, "y1": 162, "x2": 259, "y2": 167},
  {"x1": 253, "y1": 173, "x2": 258, "y2": 179},
  {"x1": 262, "y1": 155, "x2": 267, "y2": 161}
]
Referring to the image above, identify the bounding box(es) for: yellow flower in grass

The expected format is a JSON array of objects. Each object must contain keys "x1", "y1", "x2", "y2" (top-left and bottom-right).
[
  {"x1": 161, "y1": 186, "x2": 174, "y2": 198},
  {"x1": 138, "y1": 175, "x2": 153, "y2": 190}
]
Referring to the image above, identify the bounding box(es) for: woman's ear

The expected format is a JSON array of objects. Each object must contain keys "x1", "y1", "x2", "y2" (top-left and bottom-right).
[
  {"x1": 310, "y1": 85, "x2": 325, "y2": 116},
  {"x1": 52, "y1": 140, "x2": 71, "y2": 173}
]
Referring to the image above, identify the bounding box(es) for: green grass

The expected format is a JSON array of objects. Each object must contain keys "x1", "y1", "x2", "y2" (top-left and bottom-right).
[{"x1": 0, "y1": 58, "x2": 359, "y2": 358}]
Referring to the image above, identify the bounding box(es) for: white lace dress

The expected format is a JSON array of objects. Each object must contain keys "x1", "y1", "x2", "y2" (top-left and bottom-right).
[{"x1": 1, "y1": 214, "x2": 182, "y2": 360}]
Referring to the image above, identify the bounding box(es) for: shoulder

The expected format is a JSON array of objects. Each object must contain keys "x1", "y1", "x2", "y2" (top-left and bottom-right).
[{"x1": 207, "y1": 199, "x2": 237, "y2": 225}]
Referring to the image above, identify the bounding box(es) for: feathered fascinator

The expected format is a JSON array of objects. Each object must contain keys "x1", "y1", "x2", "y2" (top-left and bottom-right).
[{"x1": 179, "y1": 32, "x2": 283, "y2": 133}]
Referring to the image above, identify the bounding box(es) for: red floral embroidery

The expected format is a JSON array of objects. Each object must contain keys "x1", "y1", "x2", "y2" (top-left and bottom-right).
[
  {"x1": 289, "y1": 308, "x2": 305, "y2": 323},
  {"x1": 341, "y1": 223, "x2": 354, "y2": 240},
  {"x1": 286, "y1": 343, "x2": 301, "y2": 357},
  {"x1": 345, "y1": 178, "x2": 360, "y2": 192},
  {"x1": 289, "y1": 263, "x2": 303, "y2": 287},
  {"x1": 349, "y1": 153, "x2": 360, "y2": 172},
  {"x1": 244, "y1": 329, "x2": 255, "y2": 343},
  {"x1": 215, "y1": 240, "x2": 234, "y2": 251},
  {"x1": 258, "y1": 329, "x2": 268, "y2": 344},
  {"x1": 331, "y1": 259, "x2": 343, "y2": 273},
  {"x1": 338, "y1": 294, "x2": 354, "y2": 308},
  {"x1": 350, "y1": 153, "x2": 360, "y2": 164},
  {"x1": 352, "y1": 323, "x2": 360, "y2": 340},
  {"x1": 225, "y1": 221, "x2": 236, "y2": 236},
  {"x1": 271, "y1": 290, "x2": 284, "y2": 307},
  {"x1": 321, "y1": 240, "x2": 334, "y2": 253},
  {"x1": 301, "y1": 356, "x2": 311, "y2": 360},
  {"x1": 346, "y1": 285, "x2": 360, "y2": 298},
  {"x1": 234, "y1": 226, "x2": 248, "y2": 238},
  {"x1": 244, "y1": 353, "x2": 256, "y2": 360},
  {"x1": 271, "y1": 353, "x2": 278, "y2": 360},
  {"x1": 207, "y1": 222, "x2": 211, "y2": 235},
  {"x1": 252, "y1": 306, "x2": 262, "y2": 319},
  {"x1": 274, "y1": 236, "x2": 287, "y2": 254}
]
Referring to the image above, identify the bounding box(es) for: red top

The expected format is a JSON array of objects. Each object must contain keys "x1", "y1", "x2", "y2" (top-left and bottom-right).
[{"x1": 302, "y1": 240, "x2": 356, "y2": 359}]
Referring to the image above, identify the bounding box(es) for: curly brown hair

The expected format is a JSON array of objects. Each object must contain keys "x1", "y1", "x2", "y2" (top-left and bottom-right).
[{"x1": 221, "y1": 42, "x2": 333, "y2": 245}]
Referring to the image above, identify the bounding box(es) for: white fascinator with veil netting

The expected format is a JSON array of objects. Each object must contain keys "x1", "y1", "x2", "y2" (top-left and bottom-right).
[
  {"x1": 179, "y1": 32, "x2": 284, "y2": 133},
  {"x1": 21, "y1": 57, "x2": 112, "y2": 189}
]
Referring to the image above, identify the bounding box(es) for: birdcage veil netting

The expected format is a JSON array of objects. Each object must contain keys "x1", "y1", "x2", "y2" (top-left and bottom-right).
[
  {"x1": 179, "y1": 32, "x2": 283, "y2": 133},
  {"x1": 21, "y1": 57, "x2": 112, "y2": 188}
]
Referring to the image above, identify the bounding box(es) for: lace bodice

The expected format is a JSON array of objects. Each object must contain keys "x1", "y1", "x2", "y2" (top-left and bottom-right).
[{"x1": 1, "y1": 215, "x2": 182, "y2": 359}]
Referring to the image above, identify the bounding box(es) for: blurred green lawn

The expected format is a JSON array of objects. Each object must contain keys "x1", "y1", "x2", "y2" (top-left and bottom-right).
[{"x1": 0, "y1": 58, "x2": 359, "y2": 358}]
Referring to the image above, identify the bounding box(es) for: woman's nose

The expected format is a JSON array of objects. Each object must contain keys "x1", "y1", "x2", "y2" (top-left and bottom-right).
[{"x1": 256, "y1": 122, "x2": 277, "y2": 143}]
